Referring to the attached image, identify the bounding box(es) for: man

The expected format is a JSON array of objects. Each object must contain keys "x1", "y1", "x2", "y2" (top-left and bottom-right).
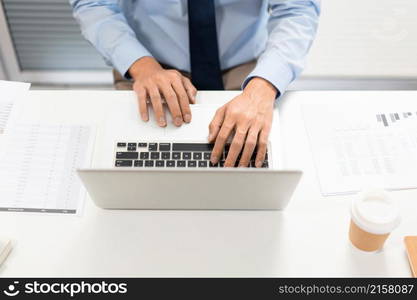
[{"x1": 70, "y1": 0, "x2": 320, "y2": 167}]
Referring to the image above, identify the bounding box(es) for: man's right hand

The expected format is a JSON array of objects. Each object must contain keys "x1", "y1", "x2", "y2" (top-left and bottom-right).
[{"x1": 129, "y1": 56, "x2": 197, "y2": 127}]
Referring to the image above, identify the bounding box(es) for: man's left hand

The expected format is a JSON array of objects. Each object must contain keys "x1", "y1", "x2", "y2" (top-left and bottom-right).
[{"x1": 209, "y1": 77, "x2": 277, "y2": 168}]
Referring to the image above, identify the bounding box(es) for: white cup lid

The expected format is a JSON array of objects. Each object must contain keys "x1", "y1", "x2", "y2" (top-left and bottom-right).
[{"x1": 351, "y1": 189, "x2": 401, "y2": 235}]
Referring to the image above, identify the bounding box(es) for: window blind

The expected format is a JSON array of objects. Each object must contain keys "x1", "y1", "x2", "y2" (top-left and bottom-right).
[{"x1": 2, "y1": 0, "x2": 109, "y2": 71}]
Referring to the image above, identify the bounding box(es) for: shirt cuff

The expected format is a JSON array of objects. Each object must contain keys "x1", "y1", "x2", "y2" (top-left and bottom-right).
[
  {"x1": 111, "y1": 38, "x2": 152, "y2": 79},
  {"x1": 242, "y1": 51, "x2": 294, "y2": 99}
]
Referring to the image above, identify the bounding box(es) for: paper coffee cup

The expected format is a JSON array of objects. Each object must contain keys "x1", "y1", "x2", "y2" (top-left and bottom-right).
[{"x1": 349, "y1": 189, "x2": 401, "y2": 252}]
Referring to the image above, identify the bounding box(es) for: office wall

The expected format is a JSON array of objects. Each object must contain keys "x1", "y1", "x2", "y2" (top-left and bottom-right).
[
  {"x1": 303, "y1": 0, "x2": 417, "y2": 79},
  {"x1": 289, "y1": 0, "x2": 417, "y2": 90}
]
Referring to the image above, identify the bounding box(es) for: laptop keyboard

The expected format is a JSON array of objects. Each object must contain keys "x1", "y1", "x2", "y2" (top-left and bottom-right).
[{"x1": 114, "y1": 142, "x2": 269, "y2": 168}]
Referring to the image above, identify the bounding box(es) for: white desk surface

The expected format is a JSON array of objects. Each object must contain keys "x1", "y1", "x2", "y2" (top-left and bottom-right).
[{"x1": 0, "y1": 90, "x2": 416, "y2": 277}]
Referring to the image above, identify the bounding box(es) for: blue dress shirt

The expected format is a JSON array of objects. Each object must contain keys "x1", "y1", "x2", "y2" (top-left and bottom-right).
[{"x1": 70, "y1": 0, "x2": 320, "y2": 95}]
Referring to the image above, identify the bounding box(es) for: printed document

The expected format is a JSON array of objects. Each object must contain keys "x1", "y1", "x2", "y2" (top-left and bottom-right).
[
  {"x1": 302, "y1": 99, "x2": 417, "y2": 195},
  {"x1": 0, "y1": 124, "x2": 95, "y2": 214},
  {"x1": 0, "y1": 80, "x2": 30, "y2": 135}
]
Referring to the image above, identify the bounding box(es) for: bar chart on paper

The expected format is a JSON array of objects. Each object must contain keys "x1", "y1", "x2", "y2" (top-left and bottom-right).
[
  {"x1": 302, "y1": 100, "x2": 417, "y2": 195},
  {"x1": 376, "y1": 111, "x2": 417, "y2": 127}
]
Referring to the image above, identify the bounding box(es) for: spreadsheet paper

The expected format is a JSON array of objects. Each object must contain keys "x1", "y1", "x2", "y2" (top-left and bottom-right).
[
  {"x1": 0, "y1": 124, "x2": 95, "y2": 214},
  {"x1": 0, "y1": 80, "x2": 30, "y2": 135}
]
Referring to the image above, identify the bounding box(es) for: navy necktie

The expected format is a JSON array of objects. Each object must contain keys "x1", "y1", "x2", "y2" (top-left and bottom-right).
[{"x1": 188, "y1": 0, "x2": 224, "y2": 90}]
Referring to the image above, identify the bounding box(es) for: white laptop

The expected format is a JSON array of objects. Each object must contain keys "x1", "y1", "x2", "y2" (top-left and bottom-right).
[{"x1": 77, "y1": 92, "x2": 302, "y2": 210}]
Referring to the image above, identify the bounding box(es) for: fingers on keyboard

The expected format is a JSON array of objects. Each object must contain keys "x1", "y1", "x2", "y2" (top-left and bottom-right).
[{"x1": 115, "y1": 142, "x2": 269, "y2": 168}]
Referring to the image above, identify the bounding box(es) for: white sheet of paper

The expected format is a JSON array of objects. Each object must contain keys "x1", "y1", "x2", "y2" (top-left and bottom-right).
[
  {"x1": 302, "y1": 99, "x2": 417, "y2": 195},
  {"x1": 0, "y1": 80, "x2": 31, "y2": 135},
  {"x1": 0, "y1": 124, "x2": 95, "y2": 214}
]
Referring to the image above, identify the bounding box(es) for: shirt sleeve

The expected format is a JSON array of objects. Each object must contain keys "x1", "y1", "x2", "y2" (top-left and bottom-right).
[
  {"x1": 69, "y1": 0, "x2": 152, "y2": 78},
  {"x1": 243, "y1": 0, "x2": 321, "y2": 98}
]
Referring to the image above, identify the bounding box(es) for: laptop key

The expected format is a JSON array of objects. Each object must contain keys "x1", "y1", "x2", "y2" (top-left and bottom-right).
[
  {"x1": 204, "y1": 152, "x2": 211, "y2": 160},
  {"x1": 116, "y1": 152, "x2": 138, "y2": 159},
  {"x1": 138, "y1": 143, "x2": 147, "y2": 147},
  {"x1": 149, "y1": 143, "x2": 158, "y2": 151},
  {"x1": 140, "y1": 152, "x2": 149, "y2": 159},
  {"x1": 117, "y1": 142, "x2": 126, "y2": 147},
  {"x1": 209, "y1": 161, "x2": 218, "y2": 168},
  {"x1": 193, "y1": 152, "x2": 202, "y2": 160},
  {"x1": 198, "y1": 161, "x2": 208, "y2": 168},
  {"x1": 172, "y1": 143, "x2": 214, "y2": 151},
  {"x1": 188, "y1": 161, "x2": 197, "y2": 167},
  {"x1": 151, "y1": 152, "x2": 160, "y2": 159},
  {"x1": 166, "y1": 160, "x2": 175, "y2": 167},
  {"x1": 127, "y1": 145, "x2": 136, "y2": 151},
  {"x1": 172, "y1": 152, "x2": 181, "y2": 159},
  {"x1": 232, "y1": 159, "x2": 239, "y2": 166},
  {"x1": 134, "y1": 160, "x2": 143, "y2": 167},
  {"x1": 220, "y1": 161, "x2": 225, "y2": 167},
  {"x1": 161, "y1": 152, "x2": 170, "y2": 159},
  {"x1": 224, "y1": 145, "x2": 230, "y2": 156},
  {"x1": 177, "y1": 161, "x2": 186, "y2": 167},
  {"x1": 183, "y1": 152, "x2": 191, "y2": 160},
  {"x1": 262, "y1": 161, "x2": 269, "y2": 168},
  {"x1": 159, "y1": 143, "x2": 171, "y2": 151},
  {"x1": 145, "y1": 160, "x2": 154, "y2": 167},
  {"x1": 128, "y1": 143, "x2": 137, "y2": 147},
  {"x1": 115, "y1": 160, "x2": 133, "y2": 167},
  {"x1": 156, "y1": 160, "x2": 165, "y2": 167}
]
